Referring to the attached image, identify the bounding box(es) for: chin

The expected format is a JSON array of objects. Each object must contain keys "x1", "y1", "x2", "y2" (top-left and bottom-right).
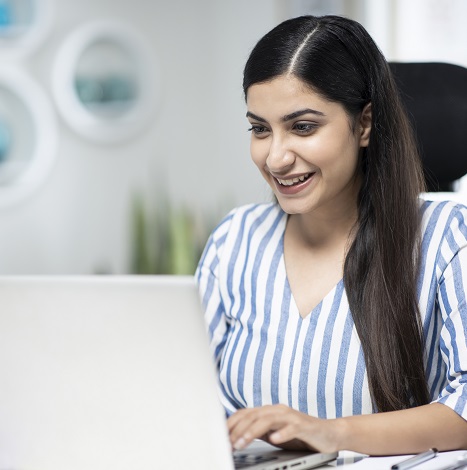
[{"x1": 276, "y1": 199, "x2": 314, "y2": 215}]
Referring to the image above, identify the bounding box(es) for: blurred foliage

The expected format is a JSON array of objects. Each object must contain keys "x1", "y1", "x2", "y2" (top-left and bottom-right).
[{"x1": 130, "y1": 193, "x2": 222, "y2": 275}]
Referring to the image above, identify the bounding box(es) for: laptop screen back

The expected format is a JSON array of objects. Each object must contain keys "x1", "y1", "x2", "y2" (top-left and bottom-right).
[{"x1": 0, "y1": 276, "x2": 234, "y2": 470}]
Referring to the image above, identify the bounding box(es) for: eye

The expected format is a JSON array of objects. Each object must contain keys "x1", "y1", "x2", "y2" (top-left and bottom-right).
[
  {"x1": 247, "y1": 125, "x2": 270, "y2": 138},
  {"x1": 292, "y1": 121, "x2": 318, "y2": 135}
]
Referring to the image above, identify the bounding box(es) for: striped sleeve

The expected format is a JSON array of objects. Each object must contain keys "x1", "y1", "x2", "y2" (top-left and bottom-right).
[
  {"x1": 195, "y1": 209, "x2": 237, "y2": 415},
  {"x1": 195, "y1": 210, "x2": 234, "y2": 365},
  {"x1": 431, "y1": 204, "x2": 467, "y2": 420}
]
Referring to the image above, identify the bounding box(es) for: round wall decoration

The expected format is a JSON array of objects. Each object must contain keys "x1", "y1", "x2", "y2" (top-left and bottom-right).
[
  {"x1": 0, "y1": 0, "x2": 54, "y2": 60},
  {"x1": 0, "y1": 67, "x2": 58, "y2": 207},
  {"x1": 52, "y1": 20, "x2": 157, "y2": 144}
]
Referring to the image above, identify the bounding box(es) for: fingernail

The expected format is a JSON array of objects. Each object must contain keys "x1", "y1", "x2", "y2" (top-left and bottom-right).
[{"x1": 233, "y1": 437, "x2": 246, "y2": 450}]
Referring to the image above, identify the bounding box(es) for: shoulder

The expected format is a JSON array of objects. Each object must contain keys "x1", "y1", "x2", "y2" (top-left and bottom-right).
[
  {"x1": 210, "y1": 202, "x2": 284, "y2": 240},
  {"x1": 419, "y1": 198, "x2": 467, "y2": 268},
  {"x1": 419, "y1": 198, "x2": 467, "y2": 239},
  {"x1": 203, "y1": 202, "x2": 285, "y2": 267}
]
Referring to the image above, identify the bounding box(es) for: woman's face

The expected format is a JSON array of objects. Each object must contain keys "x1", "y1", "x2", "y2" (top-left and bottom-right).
[{"x1": 246, "y1": 75, "x2": 371, "y2": 217}]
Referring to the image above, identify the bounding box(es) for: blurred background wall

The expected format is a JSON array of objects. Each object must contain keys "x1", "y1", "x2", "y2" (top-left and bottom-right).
[{"x1": 0, "y1": 0, "x2": 466, "y2": 275}]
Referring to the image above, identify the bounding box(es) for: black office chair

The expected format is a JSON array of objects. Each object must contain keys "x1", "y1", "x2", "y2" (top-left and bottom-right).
[{"x1": 389, "y1": 62, "x2": 467, "y2": 193}]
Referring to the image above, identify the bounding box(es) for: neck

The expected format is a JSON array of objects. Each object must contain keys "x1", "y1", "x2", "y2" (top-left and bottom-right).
[
  {"x1": 286, "y1": 195, "x2": 359, "y2": 249},
  {"x1": 289, "y1": 211, "x2": 358, "y2": 250}
]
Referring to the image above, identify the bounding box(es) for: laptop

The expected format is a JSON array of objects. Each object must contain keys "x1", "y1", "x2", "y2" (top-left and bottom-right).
[{"x1": 0, "y1": 275, "x2": 337, "y2": 470}]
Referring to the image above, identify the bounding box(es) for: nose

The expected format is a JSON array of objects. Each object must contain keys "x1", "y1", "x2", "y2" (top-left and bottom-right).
[{"x1": 265, "y1": 134, "x2": 295, "y2": 173}]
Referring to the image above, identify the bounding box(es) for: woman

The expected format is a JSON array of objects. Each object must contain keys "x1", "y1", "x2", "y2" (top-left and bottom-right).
[{"x1": 195, "y1": 15, "x2": 467, "y2": 455}]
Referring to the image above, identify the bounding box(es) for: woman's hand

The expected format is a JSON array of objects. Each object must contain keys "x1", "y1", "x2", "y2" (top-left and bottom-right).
[
  {"x1": 228, "y1": 403, "x2": 467, "y2": 456},
  {"x1": 227, "y1": 404, "x2": 342, "y2": 453}
]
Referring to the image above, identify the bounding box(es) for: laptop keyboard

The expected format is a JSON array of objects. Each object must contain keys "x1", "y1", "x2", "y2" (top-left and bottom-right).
[{"x1": 233, "y1": 453, "x2": 279, "y2": 469}]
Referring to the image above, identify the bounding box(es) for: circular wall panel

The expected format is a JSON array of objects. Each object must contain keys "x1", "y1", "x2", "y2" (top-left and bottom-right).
[
  {"x1": 0, "y1": 67, "x2": 58, "y2": 207},
  {"x1": 52, "y1": 20, "x2": 157, "y2": 143}
]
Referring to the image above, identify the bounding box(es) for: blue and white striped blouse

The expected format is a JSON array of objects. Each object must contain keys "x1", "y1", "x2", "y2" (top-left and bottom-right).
[{"x1": 195, "y1": 199, "x2": 467, "y2": 421}]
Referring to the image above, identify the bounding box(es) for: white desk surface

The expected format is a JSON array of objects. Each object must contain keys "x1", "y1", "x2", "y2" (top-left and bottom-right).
[{"x1": 322, "y1": 449, "x2": 467, "y2": 469}]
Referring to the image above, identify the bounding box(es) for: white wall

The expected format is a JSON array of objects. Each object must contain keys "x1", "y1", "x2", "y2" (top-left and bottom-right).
[
  {"x1": 0, "y1": 0, "x2": 465, "y2": 274},
  {"x1": 0, "y1": 0, "x2": 276, "y2": 274}
]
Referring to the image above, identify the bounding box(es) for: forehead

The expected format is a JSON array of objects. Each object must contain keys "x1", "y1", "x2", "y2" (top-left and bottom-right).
[{"x1": 246, "y1": 75, "x2": 343, "y2": 118}]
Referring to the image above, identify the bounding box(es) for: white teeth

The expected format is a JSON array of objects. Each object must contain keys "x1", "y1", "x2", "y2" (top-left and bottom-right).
[{"x1": 277, "y1": 173, "x2": 312, "y2": 186}]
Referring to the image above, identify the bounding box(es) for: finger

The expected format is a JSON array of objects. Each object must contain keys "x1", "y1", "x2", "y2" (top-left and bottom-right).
[
  {"x1": 234, "y1": 417, "x2": 281, "y2": 449},
  {"x1": 269, "y1": 423, "x2": 298, "y2": 445},
  {"x1": 227, "y1": 408, "x2": 254, "y2": 432},
  {"x1": 229, "y1": 409, "x2": 262, "y2": 449},
  {"x1": 231, "y1": 407, "x2": 290, "y2": 450}
]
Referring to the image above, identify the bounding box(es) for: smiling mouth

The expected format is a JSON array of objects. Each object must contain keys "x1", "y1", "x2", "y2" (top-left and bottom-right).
[{"x1": 275, "y1": 172, "x2": 314, "y2": 186}]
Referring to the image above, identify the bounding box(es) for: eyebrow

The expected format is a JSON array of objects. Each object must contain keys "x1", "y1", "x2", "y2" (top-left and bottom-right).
[{"x1": 246, "y1": 108, "x2": 325, "y2": 123}]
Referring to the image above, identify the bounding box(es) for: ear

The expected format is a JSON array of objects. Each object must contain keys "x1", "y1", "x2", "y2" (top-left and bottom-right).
[{"x1": 359, "y1": 102, "x2": 372, "y2": 147}]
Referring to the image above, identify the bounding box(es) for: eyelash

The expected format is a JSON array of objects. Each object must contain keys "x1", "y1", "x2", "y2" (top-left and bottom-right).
[
  {"x1": 247, "y1": 122, "x2": 318, "y2": 137},
  {"x1": 294, "y1": 122, "x2": 318, "y2": 134},
  {"x1": 247, "y1": 125, "x2": 268, "y2": 135}
]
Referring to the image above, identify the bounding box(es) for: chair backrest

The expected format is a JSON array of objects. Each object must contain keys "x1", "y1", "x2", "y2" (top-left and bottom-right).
[{"x1": 389, "y1": 62, "x2": 467, "y2": 192}]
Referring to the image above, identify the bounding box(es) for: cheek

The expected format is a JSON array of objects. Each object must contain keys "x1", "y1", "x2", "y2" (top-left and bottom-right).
[
  {"x1": 313, "y1": 133, "x2": 360, "y2": 169},
  {"x1": 318, "y1": 145, "x2": 361, "y2": 184}
]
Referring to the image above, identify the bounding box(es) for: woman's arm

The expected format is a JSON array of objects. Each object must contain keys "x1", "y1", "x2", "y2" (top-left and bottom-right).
[
  {"x1": 195, "y1": 211, "x2": 234, "y2": 367},
  {"x1": 228, "y1": 402, "x2": 467, "y2": 455},
  {"x1": 341, "y1": 403, "x2": 467, "y2": 454}
]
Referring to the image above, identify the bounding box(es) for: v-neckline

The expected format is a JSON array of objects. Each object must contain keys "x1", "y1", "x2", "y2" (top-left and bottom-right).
[
  {"x1": 277, "y1": 218, "x2": 344, "y2": 320},
  {"x1": 284, "y1": 273, "x2": 343, "y2": 320}
]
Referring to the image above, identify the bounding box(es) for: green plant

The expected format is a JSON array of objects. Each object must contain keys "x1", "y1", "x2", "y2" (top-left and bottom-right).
[{"x1": 130, "y1": 193, "x2": 219, "y2": 275}]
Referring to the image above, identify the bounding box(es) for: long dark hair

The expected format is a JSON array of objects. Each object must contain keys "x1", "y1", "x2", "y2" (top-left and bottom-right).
[{"x1": 243, "y1": 15, "x2": 430, "y2": 412}]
